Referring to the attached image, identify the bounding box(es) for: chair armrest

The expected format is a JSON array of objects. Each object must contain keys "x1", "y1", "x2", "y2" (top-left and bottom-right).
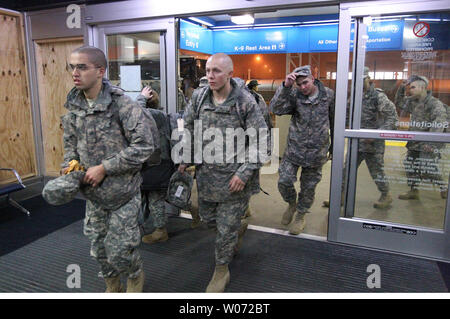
[{"x1": 0, "y1": 168, "x2": 24, "y2": 185}]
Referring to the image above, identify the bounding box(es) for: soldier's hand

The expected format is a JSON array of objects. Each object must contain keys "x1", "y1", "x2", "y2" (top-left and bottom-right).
[
  {"x1": 178, "y1": 164, "x2": 187, "y2": 174},
  {"x1": 229, "y1": 175, "x2": 245, "y2": 193},
  {"x1": 83, "y1": 164, "x2": 106, "y2": 187},
  {"x1": 141, "y1": 86, "x2": 154, "y2": 99},
  {"x1": 60, "y1": 167, "x2": 69, "y2": 176},
  {"x1": 423, "y1": 145, "x2": 434, "y2": 153},
  {"x1": 284, "y1": 72, "x2": 298, "y2": 88}
]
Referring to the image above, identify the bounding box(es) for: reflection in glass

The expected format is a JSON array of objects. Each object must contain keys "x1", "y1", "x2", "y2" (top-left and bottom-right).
[
  {"x1": 349, "y1": 11, "x2": 450, "y2": 229},
  {"x1": 106, "y1": 32, "x2": 161, "y2": 99},
  {"x1": 353, "y1": 139, "x2": 449, "y2": 230}
]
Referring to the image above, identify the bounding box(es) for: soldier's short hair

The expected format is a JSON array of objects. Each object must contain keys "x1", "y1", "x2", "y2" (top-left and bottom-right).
[
  {"x1": 72, "y1": 45, "x2": 107, "y2": 69},
  {"x1": 247, "y1": 79, "x2": 259, "y2": 90}
]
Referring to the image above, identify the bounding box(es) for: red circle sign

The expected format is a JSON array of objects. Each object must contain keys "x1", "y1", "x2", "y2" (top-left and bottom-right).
[{"x1": 413, "y1": 21, "x2": 430, "y2": 37}]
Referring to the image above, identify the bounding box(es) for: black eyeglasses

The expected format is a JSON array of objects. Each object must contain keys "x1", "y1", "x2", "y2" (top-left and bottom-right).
[{"x1": 68, "y1": 64, "x2": 100, "y2": 72}]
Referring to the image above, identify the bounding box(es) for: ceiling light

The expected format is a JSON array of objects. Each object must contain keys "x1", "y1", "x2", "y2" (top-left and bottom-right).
[
  {"x1": 231, "y1": 14, "x2": 254, "y2": 25},
  {"x1": 189, "y1": 17, "x2": 214, "y2": 27}
]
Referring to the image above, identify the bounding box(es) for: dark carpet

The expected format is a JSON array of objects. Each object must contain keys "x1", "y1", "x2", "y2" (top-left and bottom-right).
[
  {"x1": 0, "y1": 196, "x2": 85, "y2": 256},
  {"x1": 0, "y1": 196, "x2": 448, "y2": 292}
]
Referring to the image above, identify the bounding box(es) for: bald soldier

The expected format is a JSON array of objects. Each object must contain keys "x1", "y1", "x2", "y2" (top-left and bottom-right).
[
  {"x1": 395, "y1": 75, "x2": 448, "y2": 200},
  {"x1": 270, "y1": 65, "x2": 335, "y2": 235},
  {"x1": 179, "y1": 53, "x2": 268, "y2": 292}
]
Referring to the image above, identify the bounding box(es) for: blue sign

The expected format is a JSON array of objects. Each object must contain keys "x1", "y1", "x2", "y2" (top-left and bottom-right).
[
  {"x1": 213, "y1": 28, "x2": 288, "y2": 54},
  {"x1": 365, "y1": 20, "x2": 403, "y2": 50},
  {"x1": 179, "y1": 19, "x2": 405, "y2": 55},
  {"x1": 308, "y1": 24, "x2": 339, "y2": 51},
  {"x1": 179, "y1": 20, "x2": 213, "y2": 54}
]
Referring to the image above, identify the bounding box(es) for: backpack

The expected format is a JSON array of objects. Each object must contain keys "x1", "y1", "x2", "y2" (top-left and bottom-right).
[
  {"x1": 141, "y1": 109, "x2": 179, "y2": 191},
  {"x1": 110, "y1": 89, "x2": 162, "y2": 168}
]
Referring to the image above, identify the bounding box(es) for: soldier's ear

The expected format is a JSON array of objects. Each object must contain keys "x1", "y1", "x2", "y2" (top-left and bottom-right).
[{"x1": 98, "y1": 66, "x2": 106, "y2": 78}]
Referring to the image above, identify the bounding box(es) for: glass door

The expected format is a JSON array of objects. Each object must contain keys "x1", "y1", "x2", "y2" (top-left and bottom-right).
[
  {"x1": 87, "y1": 18, "x2": 177, "y2": 113},
  {"x1": 329, "y1": 0, "x2": 450, "y2": 261}
]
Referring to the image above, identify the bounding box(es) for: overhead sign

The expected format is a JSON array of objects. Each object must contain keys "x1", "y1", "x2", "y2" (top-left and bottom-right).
[
  {"x1": 308, "y1": 24, "x2": 339, "y2": 51},
  {"x1": 179, "y1": 20, "x2": 213, "y2": 54},
  {"x1": 179, "y1": 19, "x2": 432, "y2": 55},
  {"x1": 213, "y1": 28, "x2": 288, "y2": 54}
]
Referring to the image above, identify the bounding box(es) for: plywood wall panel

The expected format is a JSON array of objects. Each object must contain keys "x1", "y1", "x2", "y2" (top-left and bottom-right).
[
  {"x1": 0, "y1": 13, "x2": 36, "y2": 184},
  {"x1": 35, "y1": 39, "x2": 83, "y2": 176}
]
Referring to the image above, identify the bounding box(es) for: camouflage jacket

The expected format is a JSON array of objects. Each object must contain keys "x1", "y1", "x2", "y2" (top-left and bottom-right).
[
  {"x1": 61, "y1": 79, "x2": 156, "y2": 210},
  {"x1": 359, "y1": 84, "x2": 398, "y2": 153},
  {"x1": 183, "y1": 78, "x2": 268, "y2": 202},
  {"x1": 270, "y1": 79, "x2": 335, "y2": 167},
  {"x1": 397, "y1": 90, "x2": 447, "y2": 151}
]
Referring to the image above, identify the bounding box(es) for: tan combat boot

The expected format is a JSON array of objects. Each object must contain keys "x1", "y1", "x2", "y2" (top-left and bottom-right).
[
  {"x1": 142, "y1": 227, "x2": 169, "y2": 244},
  {"x1": 398, "y1": 189, "x2": 419, "y2": 200},
  {"x1": 126, "y1": 271, "x2": 145, "y2": 293},
  {"x1": 288, "y1": 211, "x2": 306, "y2": 235},
  {"x1": 323, "y1": 193, "x2": 345, "y2": 208},
  {"x1": 440, "y1": 189, "x2": 447, "y2": 199},
  {"x1": 281, "y1": 201, "x2": 297, "y2": 225},
  {"x1": 104, "y1": 276, "x2": 124, "y2": 293},
  {"x1": 206, "y1": 264, "x2": 230, "y2": 293},
  {"x1": 234, "y1": 219, "x2": 249, "y2": 254},
  {"x1": 373, "y1": 193, "x2": 393, "y2": 209},
  {"x1": 190, "y1": 204, "x2": 201, "y2": 228}
]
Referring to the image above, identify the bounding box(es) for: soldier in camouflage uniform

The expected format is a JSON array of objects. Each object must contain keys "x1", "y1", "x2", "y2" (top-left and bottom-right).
[
  {"x1": 270, "y1": 65, "x2": 335, "y2": 235},
  {"x1": 62, "y1": 46, "x2": 156, "y2": 292},
  {"x1": 395, "y1": 75, "x2": 448, "y2": 200},
  {"x1": 178, "y1": 53, "x2": 268, "y2": 293},
  {"x1": 323, "y1": 67, "x2": 398, "y2": 209}
]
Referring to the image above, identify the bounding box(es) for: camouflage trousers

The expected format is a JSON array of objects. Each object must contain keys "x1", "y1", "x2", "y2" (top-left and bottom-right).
[
  {"x1": 356, "y1": 152, "x2": 389, "y2": 194},
  {"x1": 83, "y1": 191, "x2": 143, "y2": 279},
  {"x1": 404, "y1": 150, "x2": 446, "y2": 190},
  {"x1": 278, "y1": 158, "x2": 323, "y2": 213},
  {"x1": 141, "y1": 190, "x2": 167, "y2": 233},
  {"x1": 199, "y1": 197, "x2": 249, "y2": 265}
]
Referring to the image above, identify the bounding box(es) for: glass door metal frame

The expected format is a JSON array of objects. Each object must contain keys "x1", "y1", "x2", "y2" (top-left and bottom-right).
[
  {"x1": 86, "y1": 18, "x2": 177, "y2": 114},
  {"x1": 329, "y1": 0, "x2": 450, "y2": 261}
]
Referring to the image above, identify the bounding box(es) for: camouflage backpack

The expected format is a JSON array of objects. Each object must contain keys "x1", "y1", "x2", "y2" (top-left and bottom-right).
[{"x1": 110, "y1": 87, "x2": 162, "y2": 168}]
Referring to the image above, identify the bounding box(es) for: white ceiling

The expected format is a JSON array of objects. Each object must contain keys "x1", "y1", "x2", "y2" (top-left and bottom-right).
[{"x1": 206, "y1": 6, "x2": 339, "y2": 21}]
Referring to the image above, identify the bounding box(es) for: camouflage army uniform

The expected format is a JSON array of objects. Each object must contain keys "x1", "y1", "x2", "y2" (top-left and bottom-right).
[
  {"x1": 397, "y1": 89, "x2": 447, "y2": 190},
  {"x1": 354, "y1": 83, "x2": 398, "y2": 195},
  {"x1": 178, "y1": 88, "x2": 188, "y2": 111},
  {"x1": 62, "y1": 79, "x2": 156, "y2": 279},
  {"x1": 270, "y1": 79, "x2": 335, "y2": 213},
  {"x1": 140, "y1": 190, "x2": 167, "y2": 233},
  {"x1": 183, "y1": 78, "x2": 268, "y2": 265}
]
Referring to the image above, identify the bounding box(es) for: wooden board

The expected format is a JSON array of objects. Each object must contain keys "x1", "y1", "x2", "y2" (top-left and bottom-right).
[
  {"x1": 0, "y1": 13, "x2": 36, "y2": 183},
  {"x1": 35, "y1": 38, "x2": 83, "y2": 176}
]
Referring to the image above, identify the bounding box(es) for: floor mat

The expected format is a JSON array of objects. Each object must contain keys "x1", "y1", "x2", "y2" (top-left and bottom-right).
[
  {"x1": 0, "y1": 196, "x2": 85, "y2": 256},
  {"x1": 0, "y1": 216, "x2": 447, "y2": 292}
]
